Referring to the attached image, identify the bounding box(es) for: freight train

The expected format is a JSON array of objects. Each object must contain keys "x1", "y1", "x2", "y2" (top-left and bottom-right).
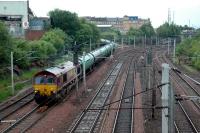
[{"x1": 33, "y1": 40, "x2": 117, "y2": 104}]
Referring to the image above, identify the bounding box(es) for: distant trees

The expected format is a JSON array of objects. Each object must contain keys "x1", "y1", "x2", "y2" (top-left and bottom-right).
[
  {"x1": 75, "y1": 18, "x2": 100, "y2": 47},
  {"x1": 156, "y1": 22, "x2": 181, "y2": 37},
  {"x1": 48, "y1": 9, "x2": 100, "y2": 48},
  {"x1": 49, "y1": 9, "x2": 80, "y2": 38},
  {"x1": 0, "y1": 18, "x2": 72, "y2": 72},
  {"x1": 0, "y1": 21, "x2": 12, "y2": 67},
  {"x1": 41, "y1": 28, "x2": 71, "y2": 54},
  {"x1": 127, "y1": 27, "x2": 142, "y2": 37},
  {"x1": 100, "y1": 28, "x2": 121, "y2": 42},
  {"x1": 127, "y1": 22, "x2": 155, "y2": 38},
  {"x1": 0, "y1": 9, "x2": 102, "y2": 74},
  {"x1": 176, "y1": 30, "x2": 200, "y2": 70}
]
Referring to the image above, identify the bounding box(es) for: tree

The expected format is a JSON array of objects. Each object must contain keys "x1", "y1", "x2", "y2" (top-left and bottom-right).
[
  {"x1": 0, "y1": 21, "x2": 13, "y2": 66},
  {"x1": 75, "y1": 23, "x2": 93, "y2": 45},
  {"x1": 49, "y1": 9, "x2": 80, "y2": 38},
  {"x1": 88, "y1": 22, "x2": 100, "y2": 44},
  {"x1": 41, "y1": 28, "x2": 70, "y2": 54},
  {"x1": 100, "y1": 27, "x2": 121, "y2": 42},
  {"x1": 176, "y1": 30, "x2": 200, "y2": 69},
  {"x1": 13, "y1": 39, "x2": 31, "y2": 68},
  {"x1": 140, "y1": 22, "x2": 155, "y2": 37},
  {"x1": 127, "y1": 27, "x2": 142, "y2": 37},
  {"x1": 156, "y1": 22, "x2": 181, "y2": 37}
]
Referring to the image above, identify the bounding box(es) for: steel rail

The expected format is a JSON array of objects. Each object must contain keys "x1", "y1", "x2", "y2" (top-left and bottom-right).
[
  {"x1": 69, "y1": 62, "x2": 123, "y2": 133},
  {"x1": 0, "y1": 92, "x2": 34, "y2": 121},
  {"x1": 1, "y1": 105, "x2": 40, "y2": 133},
  {"x1": 178, "y1": 101, "x2": 199, "y2": 133},
  {"x1": 112, "y1": 56, "x2": 134, "y2": 133},
  {"x1": 0, "y1": 91, "x2": 33, "y2": 112}
]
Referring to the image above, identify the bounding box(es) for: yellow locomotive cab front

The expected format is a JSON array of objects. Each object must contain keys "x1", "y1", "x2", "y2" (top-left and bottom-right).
[{"x1": 33, "y1": 75, "x2": 58, "y2": 96}]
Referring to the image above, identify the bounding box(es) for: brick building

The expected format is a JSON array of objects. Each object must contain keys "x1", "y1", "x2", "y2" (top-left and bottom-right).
[{"x1": 84, "y1": 15, "x2": 150, "y2": 34}]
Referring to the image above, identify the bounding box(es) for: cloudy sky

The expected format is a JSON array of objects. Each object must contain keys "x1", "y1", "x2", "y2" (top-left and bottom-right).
[{"x1": 13, "y1": 0, "x2": 200, "y2": 28}]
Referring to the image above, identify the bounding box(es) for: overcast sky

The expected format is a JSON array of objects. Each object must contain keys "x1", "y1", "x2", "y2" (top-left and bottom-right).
[{"x1": 6, "y1": 0, "x2": 200, "y2": 28}]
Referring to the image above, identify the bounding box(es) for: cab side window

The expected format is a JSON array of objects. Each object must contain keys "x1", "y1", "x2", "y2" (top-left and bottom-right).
[{"x1": 63, "y1": 74, "x2": 67, "y2": 82}]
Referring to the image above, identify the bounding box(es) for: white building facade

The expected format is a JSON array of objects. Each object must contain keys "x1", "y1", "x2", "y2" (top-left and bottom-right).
[{"x1": 0, "y1": 1, "x2": 29, "y2": 37}]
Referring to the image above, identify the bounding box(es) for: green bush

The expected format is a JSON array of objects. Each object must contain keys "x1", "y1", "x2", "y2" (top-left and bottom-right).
[
  {"x1": 176, "y1": 30, "x2": 200, "y2": 70},
  {"x1": 41, "y1": 28, "x2": 67, "y2": 53}
]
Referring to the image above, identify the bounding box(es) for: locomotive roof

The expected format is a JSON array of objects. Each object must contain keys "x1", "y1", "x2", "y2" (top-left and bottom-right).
[{"x1": 45, "y1": 61, "x2": 75, "y2": 76}]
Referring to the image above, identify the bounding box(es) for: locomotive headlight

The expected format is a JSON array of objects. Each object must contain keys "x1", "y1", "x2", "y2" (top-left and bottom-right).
[{"x1": 34, "y1": 90, "x2": 38, "y2": 93}]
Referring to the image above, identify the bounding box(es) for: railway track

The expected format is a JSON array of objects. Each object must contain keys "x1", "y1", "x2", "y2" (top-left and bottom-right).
[
  {"x1": 68, "y1": 62, "x2": 123, "y2": 133},
  {"x1": 162, "y1": 55, "x2": 200, "y2": 109},
  {"x1": 0, "y1": 91, "x2": 34, "y2": 122},
  {"x1": 174, "y1": 101, "x2": 199, "y2": 133},
  {"x1": 1, "y1": 98, "x2": 57, "y2": 133},
  {"x1": 155, "y1": 52, "x2": 200, "y2": 132},
  {"x1": 112, "y1": 57, "x2": 135, "y2": 133},
  {"x1": 1, "y1": 104, "x2": 40, "y2": 133}
]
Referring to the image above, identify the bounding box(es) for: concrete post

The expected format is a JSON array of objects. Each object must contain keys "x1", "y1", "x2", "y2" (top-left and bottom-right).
[
  {"x1": 75, "y1": 67, "x2": 79, "y2": 97},
  {"x1": 11, "y1": 52, "x2": 14, "y2": 95},
  {"x1": 145, "y1": 34, "x2": 146, "y2": 48},
  {"x1": 83, "y1": 51, "x2": 86, "y2": 90},
  {"x1": 169, "y1": 83, "x2": 174, "y2": 133},
  {"x1": 90, "y1": 38, "x2": 92, "y2": 52},
  {"x1": 156, "y1": 36, "x2": 158, "y2": 46},
  {"x1": 173, "y1": 39, "x2": 176, "y2": 63},
  {"x1": 121, "y1": 38, "x2": 124, "y2": 49},
  {"x1": 152, "y1": 67, "x2": 156, "y2": 118},
  {"x1": 161, "y1": 63, "x2": 170, "y2": 133}
]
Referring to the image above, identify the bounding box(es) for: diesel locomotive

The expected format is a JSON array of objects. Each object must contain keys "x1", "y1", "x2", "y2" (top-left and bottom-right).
[{"x1": 33, "y1": 40, "x2": 116, "y2": 104}]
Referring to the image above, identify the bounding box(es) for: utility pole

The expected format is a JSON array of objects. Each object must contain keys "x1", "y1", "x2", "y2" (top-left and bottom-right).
[
  {"x1": 11, "y1": 52, "x2": 14, "y2": 95},
  {"x1": 161, "y1": 63, "x2": 169, "y2": 133},
  {"x1": 90, "y1": 38, "x2": 92, "y2": 52},
  {"x1": 121, "y1": 37, "x2": 124, "y2": 49},
  {"x1": 145, "y1": 34, "x2": 146, "y2": 48},
  {"x1": 152, "y1": 66, "x2": 156, "y2": 119},
  {"x1": 169, "y1": 83, "x2": 174, "y2": 133},
  {"x1": 147, "y1": 48, "x2": 152, "y2": 91},
  {"x1": 173, "y1": 39, "x2": 176, "y2": 63},
  {"x1": 156, "y1": 36, "x2": 157, "y2": 46},
  {"x1": 75, "y1": 67, "x2": 79, "y2": 98},
  {"x1": 168, "y1": 38, "x2": 170, "y2": 55},
  {"x1": 134, "y1": 36, "x2": 135, "y2": 48},
  {"x1": 83, "y1": 51, "x2": 87, "y2": 91},
  {"x1": 110, "y1": 44, "x2": 114, "y2": 59}
]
